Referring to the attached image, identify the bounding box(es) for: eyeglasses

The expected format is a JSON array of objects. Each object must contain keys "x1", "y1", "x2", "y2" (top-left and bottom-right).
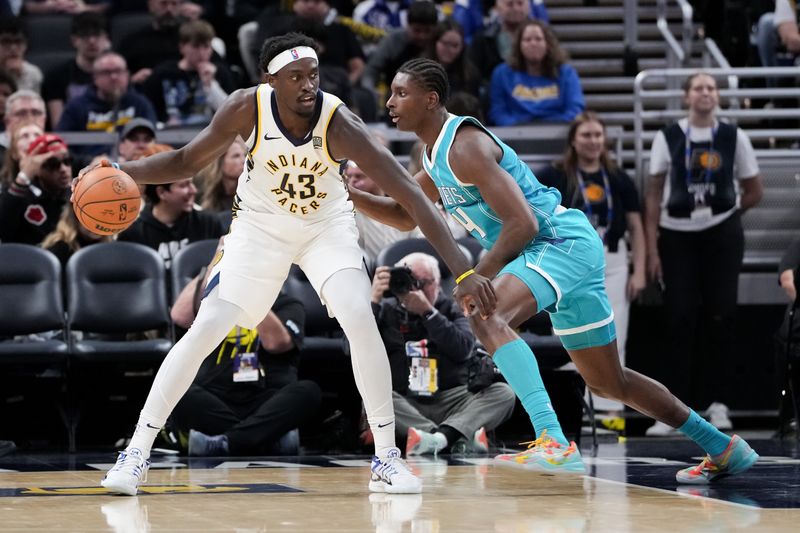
[
  {"x1": 94, "y1": 68, "x2": 127, "y2": 77},
  {"x1": 416, "y1": 278, "x2": 435, "y2": 288},
  {"x1": 41, "y1": 156, "x2": 73, "y2": 172}
]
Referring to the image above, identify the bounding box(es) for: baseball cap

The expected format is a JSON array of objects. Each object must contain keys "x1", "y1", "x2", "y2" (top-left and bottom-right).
[
  {"x1": 27, "y1": 133, "x2": 68, "y2": 156},
  {"x1": 120, "y1": 118, "x2": 156, "y2": 140}
]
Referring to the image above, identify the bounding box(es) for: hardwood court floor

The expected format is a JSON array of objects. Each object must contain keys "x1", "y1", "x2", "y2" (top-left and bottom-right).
[{"x1": 1, "y1": 437, "x2": 798, "y2": 532}]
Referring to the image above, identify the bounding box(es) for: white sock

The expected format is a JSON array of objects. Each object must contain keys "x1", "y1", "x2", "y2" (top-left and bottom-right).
[
  {"x1": 321, "y1": 268, "x2": 396, "y2": 457},
  {"x1": 127, "y1": 288, "x2": 248, "y2": 458}
]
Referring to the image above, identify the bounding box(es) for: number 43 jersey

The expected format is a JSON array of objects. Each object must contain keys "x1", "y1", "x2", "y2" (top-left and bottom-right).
[{"x1": 238, "y1": 85, "x2": 351, "y2": 220}]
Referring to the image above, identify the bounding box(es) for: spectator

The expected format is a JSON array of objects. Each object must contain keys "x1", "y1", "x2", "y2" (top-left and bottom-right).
[
  {"x1": 456, "y1": 0, "x2": 548, "y2": 44},
  {"x1": 644, "y1": 72, "x2": 763, "y2": 436},
  {"x1": 56, "y1": 51, "x2": 156, "y2": 156},
  {"x1": 254, "y1": 0, "x2": 366, "y2": 86},
  {"x1": 345, "y1": 160, "x2": 421, "y2": 263},
  {"x1": 117, "y1": 164, "x2": 224, "y2": 267},
  {"x1": 424, "y1": 20, "x2": 482, "y2": 99},
  {"x1": 488, "y1": 19, "x2": 584, "y2": 125},
  {"x1": 22, "y1": 0, "x2": 109, "y2": 15},
  {"x1": 196, "y1": 137, "x2": 245, "y2": 215},
  {"x1": 0, "y1": 133, "x2": 72, "y2": 245},
  {"x1": 780, "y1": 237, "x2": 800, "y2": 303},
  {"x1": 775, "y1": 0, "x2": 800, "y2": 57},
  {"x1": 468, "y1": 0, "x2": 532, "y2": 82},
  {"x1": 0, "y1": 69, "x2": 17, "y2": 132},
  {"x1": 0, "y1": 18, "x2": 42, "y2": 94},
  {"x1": 536, "y1": 111, "x2": 646, "y2": 419},
  {"x1": 42, "y1": 12, "x2": 111, "y2": 128},
  {"x1": 117, "y1": 0, "x2": 183, "y2": 86},
  {"x1": 40, "y1": 203, "x2": 113, "y2": 267},
  {"x1": 0, "y1": 121, "x2": 43, "y2": 188},
  {"x1": 370, "y1": 252, "x2": 516, "y2": 455},
  {"x1": 353, "y1": 0, "x2": 408, "y2": 34},
  {"x1": 0, "y1": 89, "x2": 46, "y2": 159},
  {"x1": 776, "y1": 236, "x2": 800, "y2": 435},
  {"x1": 117, "y1": 117, "x2": 156, "y2": 162},
  {"x1": 143, "y1": 19, "x2": 235, "y2": 127},
  {"x1": 168, "y1": 246, "x2": 322, "y2": 456},
  {"x1": 362, "y1": 0, "x2": 438, "y2": 99}
]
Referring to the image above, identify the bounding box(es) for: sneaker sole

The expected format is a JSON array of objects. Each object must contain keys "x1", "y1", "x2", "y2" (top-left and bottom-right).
[
  {"x1": 100, "y1": 476, "x2": 139, "y2": 496},
  {"x1": 368, "y1": 479, "x2": 423, "y2": 494},
  {"x1": 493, "y1": 457, "x2": 586, "y2": 475}
]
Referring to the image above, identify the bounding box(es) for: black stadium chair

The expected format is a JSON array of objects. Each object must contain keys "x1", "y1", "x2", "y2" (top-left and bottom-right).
[
  {"x1": 0, "y1": 244, "x2": 70, "y2": 448},
  {"x1": 169, "y1": 238, "x2": 219, "y2": 302},
  {"x1": 22, "y1": 15, "x2": 72, "y2": 54},
  {"x1": 66, "y1": 242, "x2": 172, "y2": 365}
]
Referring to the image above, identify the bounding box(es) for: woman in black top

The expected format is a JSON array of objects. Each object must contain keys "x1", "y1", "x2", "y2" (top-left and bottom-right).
[{"x1": 536, "y1": 111, "x2": 646, "y2": 418}]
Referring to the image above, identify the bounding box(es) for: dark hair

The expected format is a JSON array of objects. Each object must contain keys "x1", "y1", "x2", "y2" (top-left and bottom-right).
[
  {"x1": 682, "y1": 71, "x2": 717, "y2": 93},
  {"x1": 0, "y1": 17, "x2": 25, "y2": 38},
  {"x1": 144, "y1": 183, "x2": 171, "y2": 205},
  {"x1": 179, "y1": 19, "x2": 215, "y2": 44},
  {"x1": 407, "y1": 0, "x2": 438, "y2": 26},
  {"x1": 556, "y1": 110, "x2": 617, "y2": 195},
  {"x1": 259, "y1": 32, "x2": 319, "y2": 75},
  {"x1": 424, "y1": 19, "x2": 479, "y2": 94},
  {"x1": 0, "y1": 68, "x2": 18, "y2": 92},
  {"x1": 509, "y1": 19, "x2": 568, "y2": 79},
  {"x1": 71, "y1": 12, "x2": 107, "y2": 36},
  {"x1": 398, "y1": 58, "x2": 449, "y2": 107}
]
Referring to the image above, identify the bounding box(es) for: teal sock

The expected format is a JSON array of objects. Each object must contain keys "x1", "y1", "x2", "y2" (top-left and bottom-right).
[
  {"x1": 678, "y1": 409, "x2": 731, "y2": 456},
  {"x1": 493, "y1": 339, "x2": 569, "y2": 446}
]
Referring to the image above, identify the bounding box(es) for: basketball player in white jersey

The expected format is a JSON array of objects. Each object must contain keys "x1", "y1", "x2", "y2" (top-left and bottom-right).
[{"x1": 81, "y1": 33, "x2": 495, "y2": 496}]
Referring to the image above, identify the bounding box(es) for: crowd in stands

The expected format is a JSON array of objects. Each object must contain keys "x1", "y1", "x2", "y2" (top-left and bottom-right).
[{"x1": 0, "y1": 0, "x2": 796, "y2": 453}]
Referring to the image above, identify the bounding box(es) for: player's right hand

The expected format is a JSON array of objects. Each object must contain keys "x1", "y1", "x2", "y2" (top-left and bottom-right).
[
  {"x1": 371, "y1": 266, "x2": 390, "y2": 304},
  {"x1": 71, "y1": 158, "x2": 112, "y2": 201},
  {"x1": 453, "y1": 272, "x2": 496, "y2": 318}
]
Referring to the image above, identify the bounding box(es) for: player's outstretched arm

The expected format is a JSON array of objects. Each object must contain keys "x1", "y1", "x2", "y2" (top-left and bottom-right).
[
  {"x1": 448, "y1": 126, "x2": 539, "y2": 281},
  {"x1": 347, "y1": 168, "x2": 437, "y2": 231},
  {"x1": 329, "y1": 107, "x2": 496, "y2": 316},
  {"x1": 77, "y1": 89, "x2": 256, "y2": 186}
]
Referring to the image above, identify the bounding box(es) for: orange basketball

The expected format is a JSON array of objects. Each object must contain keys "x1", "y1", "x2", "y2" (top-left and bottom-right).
[{"x1": 73, "y1": 166, "x2": 141, "y2": 236}]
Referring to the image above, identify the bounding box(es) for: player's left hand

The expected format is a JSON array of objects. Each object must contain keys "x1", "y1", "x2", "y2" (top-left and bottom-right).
[{"x1": 453, "y1": 272, "x2": 496, "y2": 318}]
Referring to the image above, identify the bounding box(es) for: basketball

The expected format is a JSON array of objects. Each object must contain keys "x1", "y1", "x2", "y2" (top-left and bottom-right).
[{"x1": 72, "y1": 166, "x2": 141, "y2": 236}]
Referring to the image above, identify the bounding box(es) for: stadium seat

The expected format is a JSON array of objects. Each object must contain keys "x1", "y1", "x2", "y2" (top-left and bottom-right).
[
  {"x1": 66, "y1": 242, "x2": 172, "y2": 365},
  {"x1": 22, "y1": 15, "x2": 72, "y2": 54},
  {"x1": 169, "y1": 238, "x2": 219, "y2": 303}
]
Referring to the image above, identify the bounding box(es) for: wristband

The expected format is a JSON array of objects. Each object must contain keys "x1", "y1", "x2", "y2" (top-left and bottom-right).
[
  {"x1": 455, "y1": 269, "x2": 475, "y2": 285},
  {"x1": 15, "y1": 171, "x2": 31, "y2": 187}
]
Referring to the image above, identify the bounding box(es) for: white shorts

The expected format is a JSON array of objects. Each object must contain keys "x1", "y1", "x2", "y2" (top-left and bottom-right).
[{"x1": 208, "y1": 209, "x2": 363, "y2": 327}]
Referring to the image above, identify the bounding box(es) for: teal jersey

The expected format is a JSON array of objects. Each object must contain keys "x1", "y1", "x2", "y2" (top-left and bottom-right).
[{"x1": 421, "y1": 115, "x2": 562, "y2": 251}]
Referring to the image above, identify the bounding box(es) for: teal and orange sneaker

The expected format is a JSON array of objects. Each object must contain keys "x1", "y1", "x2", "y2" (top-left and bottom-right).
[
  {"x1": 494, "y1": 431, "x2": 586, "y2": 474},
  {"x1": 676, "y1": 434, "x2": 759, "y2": 484}
]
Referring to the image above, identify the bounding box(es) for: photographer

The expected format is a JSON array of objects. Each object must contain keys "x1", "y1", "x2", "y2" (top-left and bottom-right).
[{"x1": 370, "y1": 252, "x2": 516, "y2": 455}]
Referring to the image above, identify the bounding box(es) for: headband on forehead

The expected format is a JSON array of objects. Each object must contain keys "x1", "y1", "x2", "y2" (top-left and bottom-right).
[{"x1": 267, "y1": 46, "x2": 318, "y2": 75}]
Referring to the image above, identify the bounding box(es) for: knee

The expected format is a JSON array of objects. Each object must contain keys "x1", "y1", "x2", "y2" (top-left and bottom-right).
[
  {"x1": 492, "y1": 382, "x2": 517, "y2": 405},
  {"x1": 292, "y1": 380, "x2": 323, "y2": 409},
  {"x1": 585, "y1": 377, "x2": 625, "y2": 402}
]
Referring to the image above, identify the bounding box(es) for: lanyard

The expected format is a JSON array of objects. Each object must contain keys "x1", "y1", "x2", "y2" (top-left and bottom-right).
[
  {"x1": 576, "y1": 167, "x2": 613, "y2": 242},
  {"x1": 684, "y1": 124, "x2": 717, "y2": 189}
]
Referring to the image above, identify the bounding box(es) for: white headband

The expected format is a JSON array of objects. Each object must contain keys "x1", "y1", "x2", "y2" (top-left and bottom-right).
[{"x1": 267, "y1": 46, "x2": 318, "y2": 75}]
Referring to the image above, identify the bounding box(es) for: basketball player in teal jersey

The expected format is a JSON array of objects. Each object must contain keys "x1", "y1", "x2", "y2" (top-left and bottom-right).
[
  {"x1": 347, "y1": 58, "x2": 758, "y2": 484},
  {"x1": 80, "y1": 35, "x2": 496, "y2": 496}
]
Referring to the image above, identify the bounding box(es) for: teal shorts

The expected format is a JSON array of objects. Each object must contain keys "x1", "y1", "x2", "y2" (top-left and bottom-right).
[{"x1": 499, "y1": 208, "x2": 616, "y2": 350}]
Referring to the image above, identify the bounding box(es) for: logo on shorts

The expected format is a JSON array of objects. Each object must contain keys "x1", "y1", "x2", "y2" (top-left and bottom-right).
[{"x1": 291, "y1": 49, "x2": 299, "y2": 60}]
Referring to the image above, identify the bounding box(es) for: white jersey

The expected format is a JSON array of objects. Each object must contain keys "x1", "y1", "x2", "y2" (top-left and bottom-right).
[{"x1": 237, "y1": 85, "x2": 351, "y2": 220}]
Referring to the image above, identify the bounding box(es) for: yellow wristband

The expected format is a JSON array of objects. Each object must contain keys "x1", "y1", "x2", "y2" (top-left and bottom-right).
[{"x1": 455, "y1": 269, "x2": 475, "y2": 285}]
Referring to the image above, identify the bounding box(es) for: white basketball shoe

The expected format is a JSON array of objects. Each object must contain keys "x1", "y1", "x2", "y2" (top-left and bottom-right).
[
  {"x1": 369, "y1": 447, "x2": 422, "y2": 494},
  {"x1": 101, "y1": 448, "x2": 151, "y2": 496}
]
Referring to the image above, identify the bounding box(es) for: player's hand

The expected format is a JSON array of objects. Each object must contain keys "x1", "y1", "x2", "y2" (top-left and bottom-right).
[
  {"x1": 71, "y1": 158, "x2": 112, "y2": 201},
  {"x1": 453, "y1": 272, "x2": 496, "y2": 318},
  {"x1": 371, "y1": 266, "x2": 390, "y2": 304}
]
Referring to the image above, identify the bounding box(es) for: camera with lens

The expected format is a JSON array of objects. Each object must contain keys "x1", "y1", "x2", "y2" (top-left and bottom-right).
[{"x1": 386, "y1": 266, "x2": 420, "y2": 297}]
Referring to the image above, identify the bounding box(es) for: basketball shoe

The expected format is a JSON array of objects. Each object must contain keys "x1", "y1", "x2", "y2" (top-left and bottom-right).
[
  {"x1": 472, "y1": 427, "x2": 490, "y2": 454},
  {"x1": 369, "y1": 447, "x2": 423, "y2": 494},
  {"x1": 494, "y1": 431, "x2": 586, "y2": 474},
  {"x1": 406, "y1": 427, "x2": 446, "y2": 456},
  {"x1": 676, "y1": 434, "x2": 759, "y2": 484},
  {"x1": 101, "y1": 448, "x2": 150, "y2": 496}
]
